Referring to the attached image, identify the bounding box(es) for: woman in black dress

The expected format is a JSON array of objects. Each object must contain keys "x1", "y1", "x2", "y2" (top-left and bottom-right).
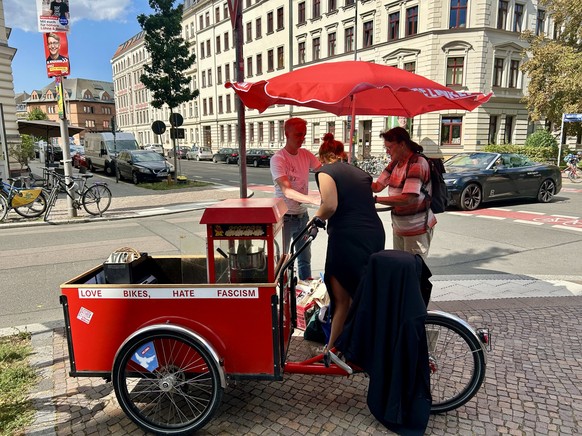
[{"x1": 314, "y1": 134, "x2": 385, "y2": 362}]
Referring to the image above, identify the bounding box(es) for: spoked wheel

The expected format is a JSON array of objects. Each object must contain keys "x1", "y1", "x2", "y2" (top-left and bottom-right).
[
  {"x1": 537, "y1": 179, "x2": 556, "y2": 202},
  {"x1": 82, "y1": 185, "x2": 112, "y2": 216},
  {"x1": 459, "y1": 183, "x2": 482, "y2": 211},
  {"x1": 13, "y1": 190, "x2": 48, "y2": 218},
  {"x1": 426, "y1": 312, "x2": 486, "y2": 413},
  {"x1": 113, "y1": 329, "x2": 223, "y2": 436},
  {"x1": 0, "y1": 195, "x2": 8, "y2": 221},
  {"x1": 568, "y1": 169, "x2": 582, "y2": 183}
]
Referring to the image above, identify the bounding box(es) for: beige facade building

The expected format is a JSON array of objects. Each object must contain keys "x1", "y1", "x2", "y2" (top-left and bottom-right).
[{"x1": 112, "y1": 0, "x2": 554, "y2": 158}]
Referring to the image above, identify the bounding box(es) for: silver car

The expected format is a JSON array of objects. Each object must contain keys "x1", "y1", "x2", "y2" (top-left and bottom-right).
[{"x1": 186, "y1": 145, "x2": 213, "y2": 161}]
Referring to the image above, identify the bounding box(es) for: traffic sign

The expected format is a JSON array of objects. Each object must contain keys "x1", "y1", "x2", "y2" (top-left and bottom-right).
[
  {"x1": 151, "y1": 120, "x2": 166, "y2": 135},
  {"x1": 563, "y1": 114, "x2": 582, "y2": 123},
  {"x1": 169, "y1": 113, "x2": 184, "y2": 128},
  {"x1": 170, "y1": 128, "x2": 185, "y2": 139}
]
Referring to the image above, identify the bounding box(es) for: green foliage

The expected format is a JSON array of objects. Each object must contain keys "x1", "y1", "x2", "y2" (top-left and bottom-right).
[
  {"x1": 9, "y1": 135, "x2": 35, "y2": 169},
  {"x1": 524, "y1": 129, "x2": 558, "y2": 148},
  {"x1": 26, "y1": 108, "x2": 48, "y2": 121},
  {"x1": 137, "y1": 0, "x2": 198, "y2": 111},
  {"x1": 0, "y1": 333, "x2": 37, "y2": 435},
  {"x1": 483, "y1": 143, "x2": 560, "y2": 163}
]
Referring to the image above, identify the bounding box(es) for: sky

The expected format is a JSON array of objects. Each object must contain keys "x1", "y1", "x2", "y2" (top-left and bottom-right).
[{"x1": 6, "y1": 0, "x2": 154, "y2": 93}]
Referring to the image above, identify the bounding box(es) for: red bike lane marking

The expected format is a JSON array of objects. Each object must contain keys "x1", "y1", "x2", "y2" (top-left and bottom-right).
[{"x1": 452, "y1": 209, "x2": 582, "y2": 230}]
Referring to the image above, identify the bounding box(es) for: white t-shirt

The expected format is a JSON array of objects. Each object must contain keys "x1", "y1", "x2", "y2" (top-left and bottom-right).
[{"x1": 270, "y1": 147, "x2": 320, "y2": 215}]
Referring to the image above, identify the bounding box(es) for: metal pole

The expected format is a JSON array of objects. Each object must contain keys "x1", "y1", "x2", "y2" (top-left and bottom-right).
[
  {"x1": 558, "y1": 113, "x2": 565, "y2": 166},
  {"x1": 348, "y1": 0, "x2": 359, "y2": 164},
  {"x1": 57, "y1": 78, "x2": 76, "y2": 218},
  {"x1": 234, "y1": 0, "x2": 247, "y2": 198}
]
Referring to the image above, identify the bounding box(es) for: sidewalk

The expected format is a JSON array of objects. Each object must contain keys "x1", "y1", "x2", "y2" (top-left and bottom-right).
[{"x1": 2, "y1": 176, "x2": 581, "y2": 435}]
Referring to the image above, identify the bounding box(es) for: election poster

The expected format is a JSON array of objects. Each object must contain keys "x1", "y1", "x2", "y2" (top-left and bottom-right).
[
  {"x1": 44, "y1": 32, "x2": 70, "y2": 78},
  {"x1": 37, "y1": 0, "x2": 70, "y2": 33}
]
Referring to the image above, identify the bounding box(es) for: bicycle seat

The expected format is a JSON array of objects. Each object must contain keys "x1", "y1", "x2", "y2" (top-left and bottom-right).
[{"x1": 81, "y1": 174, "x2": 94, "y2": 179}]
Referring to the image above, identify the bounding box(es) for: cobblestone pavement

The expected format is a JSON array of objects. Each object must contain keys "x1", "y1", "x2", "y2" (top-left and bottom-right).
[{"x1": 24, "y1": 296, "x2": 582, "y2": 435}]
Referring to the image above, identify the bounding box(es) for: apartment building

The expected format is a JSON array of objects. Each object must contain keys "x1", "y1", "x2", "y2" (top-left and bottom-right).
[
  {"x1": 112, "y1": 0, "x2": 553, "y2": 158},
  {"x1": 24, "y1": 78, "x2": 116, "y2": 143}
]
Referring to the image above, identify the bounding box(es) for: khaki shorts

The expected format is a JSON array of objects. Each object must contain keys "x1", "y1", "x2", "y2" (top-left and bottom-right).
[{"x1": 392, "y1": 227, "x2": 434, "y2": 260}]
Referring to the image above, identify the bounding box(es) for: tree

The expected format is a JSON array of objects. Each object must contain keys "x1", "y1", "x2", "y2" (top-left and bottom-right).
[
  {"x1": 8, "y1": 108, "x2": 50, "y2": 169},
  {"x1": 138, "y1": 0, "x2": 198, "y2": 180},
  {"x1": 27, "y1": 107, "x2": 49, "y2": 121},
  {"x1": 521, "y1": 0, "x2": 582, "y2": 140}
]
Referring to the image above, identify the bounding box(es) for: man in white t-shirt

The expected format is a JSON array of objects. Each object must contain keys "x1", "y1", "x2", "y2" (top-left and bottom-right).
[{"x1": 270, "y1": 118, "x2": 321, "y2": 279}]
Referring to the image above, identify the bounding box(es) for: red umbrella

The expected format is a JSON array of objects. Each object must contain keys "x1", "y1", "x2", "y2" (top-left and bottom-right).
[{"x1": 225, "y1": 60, "x2": 492, "y2": 117}]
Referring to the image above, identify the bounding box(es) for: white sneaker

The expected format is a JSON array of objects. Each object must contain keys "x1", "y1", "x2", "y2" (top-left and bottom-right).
[{"x1": 328, "y1": 350, "x2": 353, "y2": 375}]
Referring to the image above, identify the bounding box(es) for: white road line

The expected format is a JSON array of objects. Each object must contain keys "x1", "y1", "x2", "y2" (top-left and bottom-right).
[
  {"x1": 210, "y1": 178, "x2": 221, "y2": 181},
  {"x1": 476, "y1": 215, "x2": 506, "y2": 220},
  {"x1": 551, "y1": 214, "x2": 580, "y2": 219},
  {"x1": 447, "y1": 212, "x2": 472, "y2": 216},
  {"x1": 553, "y1": 225, "x2": 582, "y2": 232},
  {"x1": 514, "y1": 219, "x2": 544, "y2": 225},
  {"x1": 489, "y1": 207, "x2": 513, "y2": 211},
  {"x1": 517, "y1": 210, "x2": 545, "y2": 215}
]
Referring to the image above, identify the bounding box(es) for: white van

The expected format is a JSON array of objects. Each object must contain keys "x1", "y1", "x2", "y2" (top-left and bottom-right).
[{"x1": 83, "y1": 132, "x2": 139, "y2": 175}]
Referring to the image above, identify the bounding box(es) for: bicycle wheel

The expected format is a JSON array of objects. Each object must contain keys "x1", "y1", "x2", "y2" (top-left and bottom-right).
[
  {"x1": 13, "y1": 190, "x2": 48, "y2": 218},
  {"x1": 426, "y1": 312, "x2": 486, "y2": 413},
  {"x1": 112, "y1": 329, "x2": 223, "y2": 436},
  {"x1": 0, "y1": 194, "x2": 8, "y2": 221},
  {"x1": 43, "y1": 187, "x2": 58, "y2": 222},
  {"x1": 81, "y1": 184, "x2": 112, "y2": 216},
  {"x1": 569, "y1": 169, "x2": 582, "y2": 183}
]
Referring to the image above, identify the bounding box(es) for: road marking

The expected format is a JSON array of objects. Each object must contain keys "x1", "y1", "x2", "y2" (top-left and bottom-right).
[
  {"x1": 551, "y1": 214, "x2": 579, "y2": 219},
  {"x1": 489, "y1": 207, "x2": 513, "y2": 211},
  {"x1": 553, "y1": 225, "x2": 582, "y2": 232},
  {"x1": 518, "y1": 210, "x2": 545, "y2": 215},
  {"x1": 452, "y1": 209, "x2": 582, "y2": 231},
  {"x1": 514, "y1": 220, "x2": 543, "y2": 225},
  {"x1": 476, "y1": 215, "x2": 506, "y2": 220}
]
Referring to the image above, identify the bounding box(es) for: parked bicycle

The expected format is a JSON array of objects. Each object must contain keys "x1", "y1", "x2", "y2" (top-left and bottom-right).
[
  {"x1": 354, "y1": 156, "x2": 389, "y2": 176},
  {"x1": 0, "y1": 176, "x2": 48, "y2": 221},
  {"x1": 43, "y1": 168, "x2": 112, "y2": 222}
]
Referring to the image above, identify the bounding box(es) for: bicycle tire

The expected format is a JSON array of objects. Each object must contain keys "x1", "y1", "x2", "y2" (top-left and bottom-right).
[
  {"x1": 43, "y1": 187, "x2": 59, "y2": 222},
  {"x1": 82, "y1": 184, "x2": 112, "y2": 216},
  {"x1": 568, "y1": 170, "x2": 582, "y2": 183},
  {"x1": 13, "y1": 190, "x2": 48, "y2": 218},
  {"x1": 0, "y1": 194, "x2": 8, "y2": 221},
  {"x1": 426, "y1": 312, "x2": 486, "y2": 413},
  {"x1": 112, "y1": 329, "x2": 223, "y2": 436}
]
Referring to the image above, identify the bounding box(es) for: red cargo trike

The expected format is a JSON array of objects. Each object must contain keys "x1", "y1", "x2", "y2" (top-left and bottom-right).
[{"x1": 60, "y1": 198, "x2": 489, "y2": 435}]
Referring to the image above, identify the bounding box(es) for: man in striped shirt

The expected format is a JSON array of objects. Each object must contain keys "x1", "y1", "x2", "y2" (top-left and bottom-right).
[{"x1": 372, "y1": 127, "x2": 437, "y2": 260}]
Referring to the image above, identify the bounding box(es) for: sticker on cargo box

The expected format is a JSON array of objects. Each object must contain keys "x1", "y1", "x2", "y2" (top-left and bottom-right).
[
  {"x1": 78, "y1": 287, "x2": 260, "y2": 299},
  {"x1": 131, "y1": 341, "x2": 159, "y2": 372},
  {"x1": 77, "y1": 307, "x2": 94, "y2": 324}
]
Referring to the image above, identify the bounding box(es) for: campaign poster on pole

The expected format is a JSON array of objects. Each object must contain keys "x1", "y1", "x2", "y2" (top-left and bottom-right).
[
  {"x1": 37, "y1": 0, "x2": 70, "y2": 32},
  {"x1": 44, "y1": 32, "x2": 70, "y2": 78}
]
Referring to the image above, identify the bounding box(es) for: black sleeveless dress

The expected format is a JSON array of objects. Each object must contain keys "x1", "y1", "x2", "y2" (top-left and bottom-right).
[{"x1": 316, "y1": 162, "x2": 385, "y2": 298}]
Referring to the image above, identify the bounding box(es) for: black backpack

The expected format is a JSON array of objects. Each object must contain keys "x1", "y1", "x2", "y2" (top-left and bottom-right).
[{"x1": 417, "y1": 153, "x2": 449, "y2": 214}]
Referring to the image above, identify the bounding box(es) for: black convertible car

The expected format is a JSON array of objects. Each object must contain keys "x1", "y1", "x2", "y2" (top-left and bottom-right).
[{"x1": 444, "y1": 152, "x2": 562, "y2": 210}]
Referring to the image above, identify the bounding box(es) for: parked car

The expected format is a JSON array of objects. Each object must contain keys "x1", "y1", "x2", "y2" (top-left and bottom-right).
[
  {"x1": 143, "y1": 144, "x2": 164, "y2": 155},
  {"x1": 444, "y1": 152, "x2": 562, "y2": 210},
  {"x1": 186, "y1": 145, "x2": 213, "y2": 161},
  {"x1": 115, "y1": 150, "x2": 175, "y2": 184},
  {"x1": 167, "y1": 146, "x2": 190, "y2": 159},
  {"x1": 212, "y1": 147, "x2": 239, "y2": 164},
  {"x1": 72, "y1": 151, "x2": 88, "y2": 170},
  {"x1": 243, "y1": 148, "x2": 275, "y2": 167}
]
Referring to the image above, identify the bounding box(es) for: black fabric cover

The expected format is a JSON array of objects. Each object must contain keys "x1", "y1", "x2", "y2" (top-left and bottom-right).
[{"x1": 337, "y1": 250, "x2": 433, "y2": 435}]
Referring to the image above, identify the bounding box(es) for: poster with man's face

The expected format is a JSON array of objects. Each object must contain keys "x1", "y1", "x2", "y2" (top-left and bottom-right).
[
  {"x1": 44, "y1": 32, "x2": 70, "y2": 78},
  {"x1": 37, "y1": 0, "x2": 71, "y2": 32}
]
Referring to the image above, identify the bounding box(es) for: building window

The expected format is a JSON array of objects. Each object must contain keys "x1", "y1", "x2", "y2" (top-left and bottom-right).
[
  {"x1": 277, "y1": 46, "x2": 284, "y2": 69},
  {"x1": 404, "y1": 61, "x2": 416, "y2": 73},
  {"x1": 509, "y1": 60, "x2": 519, "y2": 88},
  {"x1": 278, "y1": 120, "x2": 284, "y2": 142},
  {"x1": 225, "y1": 64, "x2": 230, "y2": 82},
  {"x1": 202, "y1": 71, "x2": 206, "y2": 87},
  {"x1": 446, "y1": 57, "x2": 464, "y2": 86},
  {"x1": 224, "y1": 32, "x2": 229, "y2": 51},
  {"x1": 493, "y1": 57, "x2": 504, "y2": 87},
  {"x1": 256, "y1": 17, "x2": 262, "y2": 38},
  {"x1": 256, "y1": 53, "x2": 262, "y2": 75},
  {"x1": 206, "y1": 40, "x2": 211, "y2": 56},
  {"x1": 216, "y1": 36, "x2": 221, "y2": 53},
  {"x1": 328, "y1": 32, "x2": 336, "y2": 56},
  {"x1": 313, "y1": 37, "x2": 320, "y2": 61},
  {"x1": 441, "y1": 117, "x2": 463, "y2": 145},
  {"x1": 226, "y1": 95, "x2": 231, "y2": 113},
  {"x1": 277, "y1": 7, "x2": 284, "y2": 30},
  {"x1": 406, "y1": 6, "x2": 418, "y2": 36},
  {"x1": 215, "y1": 6, "x2": 220, "y2": 23},
  {"x1": 345, "y1": 26, "x2": 354, "y2": 52},
  {"x1": 313, "y1": 0, "x2": 321, "y2": 19},
  {"x1": 205, "y1": 12, "x2": 210, "y2": 27},
  {"x1": 488, "y1": 115, "x2": 498, "y2": 144},
  {"x1": 311, "y1": 122, "x2": 320, "y2": 144},
  {"x1": 504, "y1": 115, "x2": 514, "y2": 143},
  {"x1": 217, "y1": 66, "x2": 222, "y2": 84},
  {"x1": 498, "y1": 0, "x2": 508, "y2": 30},
  {"x1": 363, "y1": 21, "x2": 373, "y2": 47},
  {"x1": 209, "y1": 97, "x2": 213, "y2": 115},
  {"x1": 346, "y1": 0, "x2": 355, "y2": 5},
  {"x1": 218, "y1": 96, "x2": 223, "y2": 114},
  {"x1": 298, "y1": 42, "x2": 306, "y2": 64},
  {"x1": 247, "y1": 57, "x2": 253, "y2": 77},
  {"x1": 269, "y1": 121, "x2": 275, "y2": 142},
  {"x1": 220, "y1": 125, "x2": 225, "y2": 142},
  {"x1": 536, "y1": 9, "x2": 545, "y2": 35},
  {"x1": 327, "y1": 121, "x2": 335, "y2": 136},
  {"x1": 200, "y1": 42, "x2": 205, "y2": 58},
  {"x1": 450, "y1": 0, "x2": 467, "y2": 29},
  {"x1": 246, "y1": 22, "x2": 252, "y2": 42},
  {"x1": 227, "y1": 125, "x2": 232, "y2": 143},
  {"x1": 203, "y1": 99, "x2": 207, "y2": 116},
  {"x1": 268, "y1": 49, "x2": 274, "y2": 71},
  {"x1": 208, "y1": 69, "x2": 212, "y2": 86},
  {"x1": 85, "y1": 120, "x2": 95, "y2": 128},
  {"x1": 199, "y1": 15, "x2": 203, "y2": 30},
  {"x1": 329, "y1": 0, "x2": 337, "y2": 12},
  {"x1": 249, "y1": 123, "x2": 254, "y2": 142},
  {"x1": 388, "y1": 12, "x2": 399, "y2": 41},
  {"x1": 513, "y1": 4, "x2": 524, "y2": 32},
  {"x1": 267, "y1": 12, "x2": 273, "y2": 33},
  {"x1": 298, "y1": 2, "x2": 306, "y2": 24},
  {"x1": 258, "y1": 122, "x2": 264, "y2": 142}
]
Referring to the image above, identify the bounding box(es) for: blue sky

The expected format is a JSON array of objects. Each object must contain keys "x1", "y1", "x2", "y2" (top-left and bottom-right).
[{"x1": 6, "y1": 0, "x2": 154, "y2": 93}]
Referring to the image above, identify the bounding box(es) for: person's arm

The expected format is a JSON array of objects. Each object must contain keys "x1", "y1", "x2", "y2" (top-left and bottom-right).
[
  {"x1": 314, "y1": 172, "x2": 337, "y2": 220},
  {"x1": 274, "y1": 175, "x2": 320, "y2": 205},
  {"x1": 376, "y1": 193, "x2": 417, "y2": 207},
  {"x1": 372, "y1": 168, "x2": 390, "y2": 193}
]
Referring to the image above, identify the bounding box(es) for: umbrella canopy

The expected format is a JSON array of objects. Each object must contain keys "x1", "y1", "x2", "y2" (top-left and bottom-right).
[
  {"x1": 17, "y1": 119, "x2": 85, "y2": 139},
  {"x1": 226, "y1": 61, "x2": 492, "y2": 117}
]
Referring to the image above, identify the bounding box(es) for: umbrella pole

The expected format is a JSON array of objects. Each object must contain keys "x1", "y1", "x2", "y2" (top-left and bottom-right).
[{"x1": 348, "y1": 95, "x2": 356, "y2": 164}]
